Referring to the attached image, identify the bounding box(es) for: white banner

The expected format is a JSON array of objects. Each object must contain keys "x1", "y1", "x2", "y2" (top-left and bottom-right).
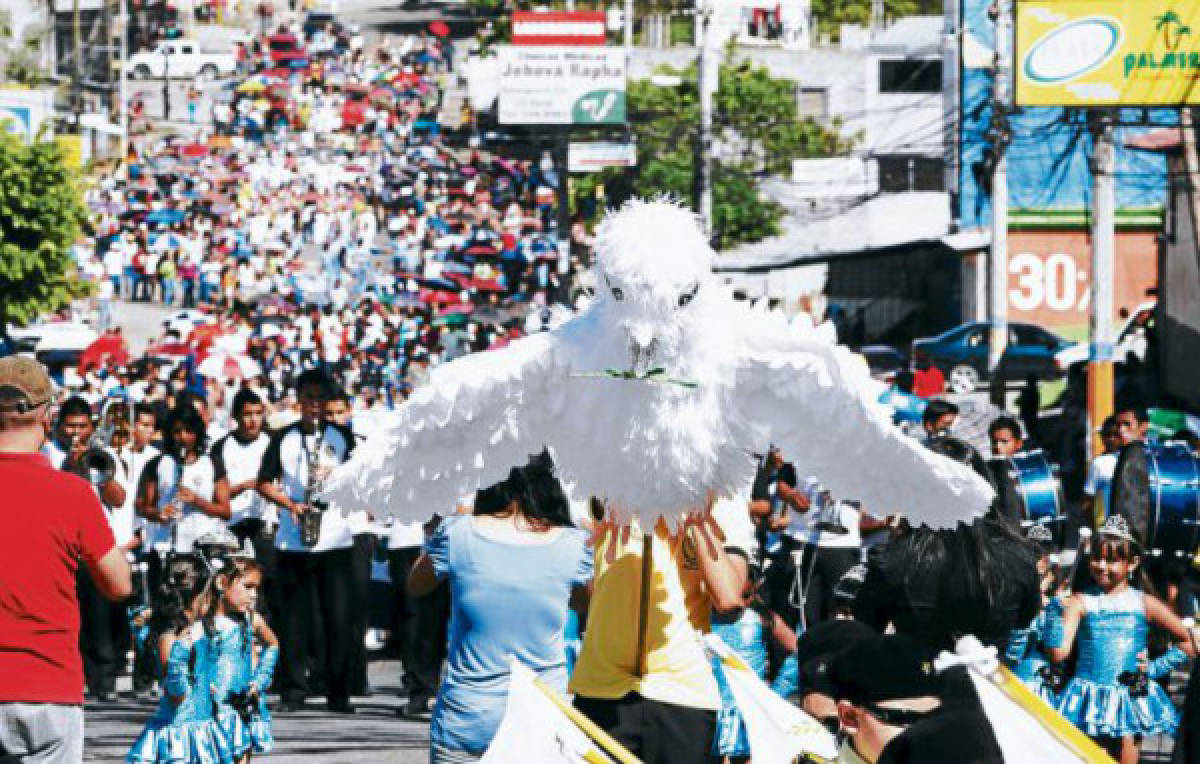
[
  {"x1": 569, "y1": 141, "x2": 637, "y2": 172},
  {"x1": 704, "y1": 634, "x2": 839, "y2": 764},
  {"x1": 498, "y1": 46, "x2": 626, "y2": 125},
  {"x1": 481, "y1": 661, "x2": 616, "y2": 764}
]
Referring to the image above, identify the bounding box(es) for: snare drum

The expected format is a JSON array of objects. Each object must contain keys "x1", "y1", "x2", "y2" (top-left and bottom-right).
[
  {"x1": 1145, "y1": 443, "x2": 1200, "y2": 559},
  {"x1": 1007, "y1": 449, "x2": 1065, "y2": 530},
  {"x1": 991, "y1": 450, "x2": 1063, "y2": 537},
  {"x1": 1111, "y1": 441, "x2": 1200, "y2": 558}
]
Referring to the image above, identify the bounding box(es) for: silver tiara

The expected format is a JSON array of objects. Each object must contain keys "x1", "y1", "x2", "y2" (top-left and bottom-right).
[
  {"x1": 1026, "y1": 524, "x2": 1054, "y2": 543},
  {"x1": 1099, "y1": 515, "x2": 1137, "y2": 544}
]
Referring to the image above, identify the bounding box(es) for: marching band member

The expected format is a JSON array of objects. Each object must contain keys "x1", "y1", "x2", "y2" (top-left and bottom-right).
[
  {"x1": 136, "y1": 404, "x2": 231, "y2": 557},
  {"x1": 256, "y1": 369, "x2": 358, "y2": 714},
  {"x1": 46, "y1": 395, "x2": 130, "y2": 702}
]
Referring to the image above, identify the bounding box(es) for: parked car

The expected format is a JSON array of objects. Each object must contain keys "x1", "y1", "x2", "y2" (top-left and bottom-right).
[
  {"x1": 127, "y1": 39, "x2": 237, "y2": 79},
  {"x1": 0, "y1": 335, "x2": 14, "y2": 358},
  {"x1": 1055, "y1": 301, "x2": 1155, "y2": 369},
  {"x1": 163, "y1": 309, "x2": 215, "y2": 338},
  {"x1": 911, "y1": 321, "x2": 1076, "y2": 394},
  {"x1": 266, "y1": 33, "x2": 309, "y2": 70},
  {"x1": 858, "y1": 344, "x2": 907, "y2": 382},
  {"x1": 6, "y1": 321, "x2": 97, "y2": 354}
]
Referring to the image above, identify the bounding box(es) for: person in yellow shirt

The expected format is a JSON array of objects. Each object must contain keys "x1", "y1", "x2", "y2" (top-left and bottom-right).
[{"x1": 571, "y1": 497, "x2": 751, "y2": 763}]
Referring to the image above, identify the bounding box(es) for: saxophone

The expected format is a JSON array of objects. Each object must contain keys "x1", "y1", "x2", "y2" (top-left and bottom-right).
[{"x1": 299, "y1": 429, "x2": 327, "y2": 547}]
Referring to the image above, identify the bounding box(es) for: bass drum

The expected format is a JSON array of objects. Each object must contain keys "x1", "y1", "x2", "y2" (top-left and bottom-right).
[
  {"x1": 1110, "y1": 441, "x2": 1200, "y2": 559},
  {"x1": 989, "y1": 450, "x2": 1064, "y2": 542}
]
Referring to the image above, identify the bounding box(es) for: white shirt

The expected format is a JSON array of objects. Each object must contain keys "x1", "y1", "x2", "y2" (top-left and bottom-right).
[
  {"x1": 44, "y1": 439, "x2": 134, "y2": 544},
  {"x1": 122, "y1": 442, "x2": 161, "y2": 541},
  {"x1": 259, "y1": 421, "x2": 356, "y2": 552},
  {"x1": 211, "y1": 431, "x2": 271, "y2": 526},
  {"x1": 146, "y1": 452, "x2": 224, "y2": 553},
  {"x1": 1084, "y1": 451, "x2": 1119, "y2": 506},
  {"x1": 786, "y1": 477, "x2": 864, "y2": 550}
]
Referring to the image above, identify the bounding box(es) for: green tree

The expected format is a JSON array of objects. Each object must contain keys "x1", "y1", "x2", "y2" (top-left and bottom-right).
[
  {"x1": 578, "y1": 55, "x2": 857, "y2": 250},
  {"x1": 810, "y1": 0, "x2": 937, "y2": 40},
  {"x1": 0, "y1": 130, "x2": 90, "y2": 334}
]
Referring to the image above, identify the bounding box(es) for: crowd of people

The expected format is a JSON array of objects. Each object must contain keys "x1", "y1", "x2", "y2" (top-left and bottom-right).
[{"x1": 4, "y1": 11, "x2": 1200, "y2": 764}]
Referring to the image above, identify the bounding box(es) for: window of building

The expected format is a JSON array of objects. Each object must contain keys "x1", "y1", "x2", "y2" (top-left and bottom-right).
[
  {"x1": 795, "y1": 87, "x2": 828, "y2": 119},
  {"x1": 877, "y1": 155, "x2": 945, "y2": 192},
  {"x1": 878, "y1": 59, "x2": 942, "y2": 94}
]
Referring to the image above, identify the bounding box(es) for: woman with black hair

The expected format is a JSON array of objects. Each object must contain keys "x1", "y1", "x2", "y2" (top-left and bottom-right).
[
  {"x1": 407, "y1": 453, "x2": 593, "y2": 764},
  {"x1": 136, "y1": 404, "x2": 231, "y2": 556}
]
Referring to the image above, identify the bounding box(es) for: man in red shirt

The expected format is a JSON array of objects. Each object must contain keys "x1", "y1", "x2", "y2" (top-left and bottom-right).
[
  {"x1": 911, "y1": 350, "x2": 946, "y2": 398},
  {"x1": 0, "y1": 357, "x2": 131, "y2": 763}
]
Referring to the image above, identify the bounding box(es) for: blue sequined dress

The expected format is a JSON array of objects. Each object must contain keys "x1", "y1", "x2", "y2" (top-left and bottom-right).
[
  {"x1": 211, "y1": 615, "x2": 278, "y2": 757},
  {"x1": 710, "y1": 607, "x2": 769, "y2": 757},
  {"x1": 127, "y1": 624, "x2": 235, "y2": 764},
  {"x1": 1056, "y1": 587, "x2": 1179, "y2": 738},
  {"x1": 1004, "y1": 597, "x2": 1065, "y2": 706}
]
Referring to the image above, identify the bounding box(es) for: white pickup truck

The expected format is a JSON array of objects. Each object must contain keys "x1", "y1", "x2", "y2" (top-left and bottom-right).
[{"x1": 127, "y1": 39, "x2": 237, "y2": 80}]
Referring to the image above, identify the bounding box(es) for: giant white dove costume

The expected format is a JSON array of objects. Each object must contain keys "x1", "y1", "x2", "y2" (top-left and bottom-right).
[{"x1": 323, "y1": 199, "x2": 993, "y2": 529}]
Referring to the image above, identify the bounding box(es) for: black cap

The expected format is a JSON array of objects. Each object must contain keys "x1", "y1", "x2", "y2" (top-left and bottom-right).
[
  {"x1": 878, "y1": 707, "x2": 1004, "y2": 764},
  {"x1": 828, "y1": 634, "x2": 942, "y2": 705},
  {"x1": 795, "y1": 619, "x2": 878, "y2": 698}
]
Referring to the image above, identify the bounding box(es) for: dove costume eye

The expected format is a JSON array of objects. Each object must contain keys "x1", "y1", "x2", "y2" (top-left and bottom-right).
[
  {"x1": 603, "y1": 274, "x2": 625, "y2": 302},
  {"x1": 677, "y1": 283, "x2": 699, "y2": 308}
]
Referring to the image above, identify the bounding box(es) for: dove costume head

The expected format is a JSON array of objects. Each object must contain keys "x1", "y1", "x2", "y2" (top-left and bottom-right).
[{"x1": 590, "y1": 199, "x2": 715, "y2": 374}]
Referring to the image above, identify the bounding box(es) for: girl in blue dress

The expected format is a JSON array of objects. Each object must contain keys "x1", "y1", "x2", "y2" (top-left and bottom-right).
[
  {"x1": 710, "y1": 564, "x2": 796, "y2": 763},
  {"x1": 209, "y1": 557, "x2": 279, "y2": 763},
  {"x1": 1049, "y1": 516, "x2": 1196, "y2": 764},
  {"x1": 128, "y1": 554, "x2": 234, "y2": 764},
  {"x1": 1003, "y1": 523, "x2": 1066, "y2": 706}
]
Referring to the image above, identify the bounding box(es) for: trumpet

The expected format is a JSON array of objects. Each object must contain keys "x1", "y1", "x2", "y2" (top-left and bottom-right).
[{"x1": 66, "y1": 432, "x2": 118, "y2": 487}]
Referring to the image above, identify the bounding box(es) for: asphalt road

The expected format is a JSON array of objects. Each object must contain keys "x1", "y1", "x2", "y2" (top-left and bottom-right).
[{"x1": 84, "y1": 661, "x2": 431, "y2": 763}]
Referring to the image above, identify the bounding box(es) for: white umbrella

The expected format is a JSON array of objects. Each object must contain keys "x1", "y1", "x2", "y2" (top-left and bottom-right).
[{"x1": 196, "y1": 352, "x2": 262, "y2": 380}]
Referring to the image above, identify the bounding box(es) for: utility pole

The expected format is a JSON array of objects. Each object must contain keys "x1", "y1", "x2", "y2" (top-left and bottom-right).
[
  {"x1": 1087, "y1": 110, "x2": 1116, "y2": 465},
  {"x1": 987, "y1": 0, "x2": 1012, "y2": 376},
  {"x1": 118, "y1": 0, "x2": 128, "y2": 166},
  {"x1": 696, "y1": 0, "x2": 714, "y2": 238},
  {"x1": 161, "y1": 45, "x2": 170, "y2": 120},
  {"x1": 624, "y1": 0, "x2": 633, "y2": 49},
  {"x1": 73, "y1": 0, "x2": 83, "y2": 126}
]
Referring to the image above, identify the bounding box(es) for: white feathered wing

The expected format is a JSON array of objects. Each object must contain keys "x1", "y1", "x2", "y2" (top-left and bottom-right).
[
  {"x1": 732, "y1": 332, "x2": 994, "y2": 529},
  {"x1": 321, "y1": 332, "x2": 566, "y2": 523}
]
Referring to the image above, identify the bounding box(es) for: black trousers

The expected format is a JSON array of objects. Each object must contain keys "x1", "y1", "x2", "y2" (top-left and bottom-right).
[
  {"x1": 275, "y1": 547, "x2": 356, "y2": 706},
  {"x1": 349, "y1": 533, "x2": 375, "y2": 695},
  {"x1": 387, "y1": 547, "x2": 448, "y2": 696},
  {"x1": 229, "y1": 519, "x2": 278, "y2": 626},
  {"x1": 765, "y1": 538, "x2": 860, "y2": 632},
  {"x1": 77, "y1": 569, "x2": 129, "y2": 697},
  {"x1": 574, "y1": 692, "x2": 716, "y2": 764}
]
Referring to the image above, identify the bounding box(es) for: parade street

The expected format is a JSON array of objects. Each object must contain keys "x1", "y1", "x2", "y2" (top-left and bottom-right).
[{"x1": 85, "y1": 661, "x2": 429, "y2": 763}]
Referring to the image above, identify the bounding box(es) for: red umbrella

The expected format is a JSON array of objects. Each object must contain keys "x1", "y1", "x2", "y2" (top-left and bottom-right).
[
  {"x1": 179, "y1": 143, "x2": 208, "y2": 159},
  {"x1": 429, "y1": 20, "x2": 450, "y2": 37},
  {"x1": 418, "y1": 288, "x2": 465, "y2": 305},
  {"x1": 145, "y1": 341, "x2": 192, "y2": 357},
  {"x1": 469, "y1": 277, "x2": 505, "y2": 293},
  {"x1": 79, "y1": 333, "x2": 131, "y2": 374},
  {"x1": 464, "y1": 244, "x2": 500, "y2": 258},
  {"x1": 196, "y1": 352, "x2": 263, "y2": 379}
]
